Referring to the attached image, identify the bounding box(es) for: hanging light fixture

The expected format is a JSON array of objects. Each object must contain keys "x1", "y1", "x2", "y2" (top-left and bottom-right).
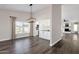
[{"x1": 27, "y1": 4, "x2": 36, "y2": 23}]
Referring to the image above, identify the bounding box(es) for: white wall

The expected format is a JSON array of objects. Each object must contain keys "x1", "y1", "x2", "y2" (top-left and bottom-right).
[
  {"x1": 62, "y1": 5, "x2": 79, "y2": 21},
  {"x1": 50, "y1": 4, "x2": 62, "y2": 46},
  {"x1": 0, "y1": 9, "x2": 30, "y2": 41},
  {"x1": 34, "y1": 5, "x2": 51, "y2": 40}
]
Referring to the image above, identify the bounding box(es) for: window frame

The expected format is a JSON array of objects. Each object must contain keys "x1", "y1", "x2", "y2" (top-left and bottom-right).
[{"x1": 15, "y1": 21, "x2": 30, "y2": 34}]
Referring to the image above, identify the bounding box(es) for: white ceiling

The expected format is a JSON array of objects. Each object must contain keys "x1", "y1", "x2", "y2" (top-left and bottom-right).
[
  {"x1": 62, "y1": 4, "x2": 79, "y2": 21},
  {"x1": 0, "y1": 4, "x2": 50, "y2": 13}
]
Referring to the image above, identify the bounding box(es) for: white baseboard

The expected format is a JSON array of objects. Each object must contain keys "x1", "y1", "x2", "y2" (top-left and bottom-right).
[
  {"x1": 0, "y1": 38, "x2": 11, "y2": 42},
  {"x1": 50, "y1": 38, "x2": 62, "y2": 46},
  {"x1": 39, "y1": 37, "x2": 50, "y2": 40}
]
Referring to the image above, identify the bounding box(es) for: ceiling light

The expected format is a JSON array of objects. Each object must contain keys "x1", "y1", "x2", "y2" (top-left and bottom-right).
[{"x1": 27, "y1": 4, "x2": 36, "y2": 23}]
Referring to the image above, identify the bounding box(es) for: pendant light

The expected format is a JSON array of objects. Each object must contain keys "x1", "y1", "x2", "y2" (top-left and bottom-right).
[{"x1": 27, "y1": 4, "x2": 36, "y2": 23}]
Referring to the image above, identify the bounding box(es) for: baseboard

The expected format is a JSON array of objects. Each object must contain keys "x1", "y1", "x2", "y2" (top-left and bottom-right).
[
  {"x1": 16, "y1": 36, "x2": 29, "y2": 39},
  {"x1": 39, "y1": 37, "x2": 50, "y2": 41},
  {"x1": 50, "y1": 38, "x2": 62, "y2": 46},
  {"x1": 0, "y1": 38, "x2": 11, "y2": 42},
  {"x1": 0, "y1": 36, "x2": 30, "y2": 42}
]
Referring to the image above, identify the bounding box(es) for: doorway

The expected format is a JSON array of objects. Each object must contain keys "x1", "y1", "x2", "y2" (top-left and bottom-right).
[{"x1": 73, "y1": 23, "x2": 78, "y2": 34}]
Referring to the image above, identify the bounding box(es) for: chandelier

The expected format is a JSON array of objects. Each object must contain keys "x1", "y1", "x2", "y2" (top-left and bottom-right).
[{"x1": 27, "y1": 4, "x2": 36, "y2": 23}]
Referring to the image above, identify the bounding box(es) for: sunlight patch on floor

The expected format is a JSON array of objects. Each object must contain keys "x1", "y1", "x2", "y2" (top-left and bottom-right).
[{"x1": 73, "y1": 34, "x2": 78, "y2": 40}]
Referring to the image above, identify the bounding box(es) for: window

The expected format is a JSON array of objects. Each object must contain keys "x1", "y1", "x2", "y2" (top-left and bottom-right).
[
  {"x1": 74, "y1": 24, "x2": 78, "y2": 32},
  {"x1": 16, "y1": 21, "x2": 30, "y2": 34}
]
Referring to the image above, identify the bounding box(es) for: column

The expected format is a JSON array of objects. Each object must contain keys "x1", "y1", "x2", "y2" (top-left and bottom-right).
[
  {"x1": 50, "y1": 4, "x2": 62, "y2": 46},
  {"x1": 29, "y1": 21, "x2": 34, "y2": 37},
  {"x1": 10, "y1": 16, "x2": 16, "y2": 40}
]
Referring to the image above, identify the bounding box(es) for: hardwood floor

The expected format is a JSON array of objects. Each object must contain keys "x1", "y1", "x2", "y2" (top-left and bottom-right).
[
  {"x1": 0, "y1": 34, "x2": 79, "y2": 54},
  {"x1": 46, "y1": 34, "x2": 79, "y2": 54},
  {"x1": 0, "y1": 37, "x2": 50, "y2": 54}
]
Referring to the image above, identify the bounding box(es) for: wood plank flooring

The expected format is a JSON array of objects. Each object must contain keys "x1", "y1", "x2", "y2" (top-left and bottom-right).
[{"x1": 0, "y1": 34, "x2": 79, "y2": 54}]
